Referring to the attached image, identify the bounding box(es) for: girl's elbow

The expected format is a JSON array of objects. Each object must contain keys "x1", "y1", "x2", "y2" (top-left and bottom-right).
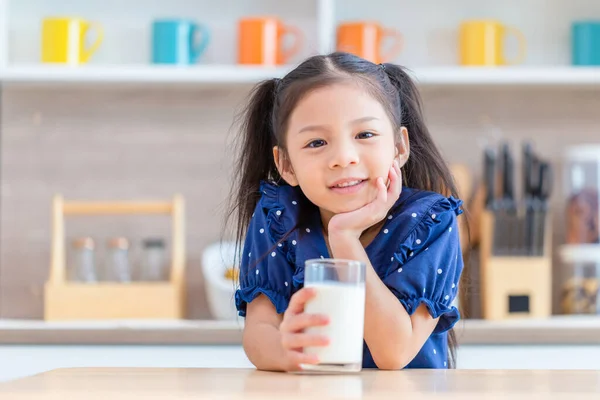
[{"x1": 372, "y1": 352, "x2": 412, "y2": 370}]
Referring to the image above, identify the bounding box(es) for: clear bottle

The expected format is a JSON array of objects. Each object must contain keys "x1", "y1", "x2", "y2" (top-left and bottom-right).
[
  {"x1": 140, "y1": 238, "x2": 168, "y2": 281},
  {"x1": 559, "y1": 245, "x2": 600, "y2": 314},
  {"x1": 104, "y1": 237, "x2": 131, "y2": 282},
  {"x1": 67, "y1": 237, "x2": 97, "y2": 282}
]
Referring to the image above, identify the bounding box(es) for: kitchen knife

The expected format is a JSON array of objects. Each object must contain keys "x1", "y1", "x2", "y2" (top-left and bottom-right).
[
  {"x1": 484, "y1": 148, "x2": 496, "y2": 209},
  {"x1": 501, "y1": 143, "x2": 517, "y2": 255},
  {"x1": 523, "y1": 142, "x2": 535, "y2": 255},
  {"x1": 484, "y1": 148, "x2": 501, "y2": 254},
  {"x1": 535, "y1": 162, "x2": 552, "y2": 255}
]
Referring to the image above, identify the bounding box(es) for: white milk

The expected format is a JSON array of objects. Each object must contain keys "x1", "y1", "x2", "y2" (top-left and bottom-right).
[{"x1": 303, "y1": 282, "x2": 366, "y2": 366}]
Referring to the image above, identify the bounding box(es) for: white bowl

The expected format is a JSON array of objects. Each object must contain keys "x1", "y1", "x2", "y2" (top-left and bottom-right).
[{"x1": 201, "y1": 241, "x2": 242, "y2": 321}]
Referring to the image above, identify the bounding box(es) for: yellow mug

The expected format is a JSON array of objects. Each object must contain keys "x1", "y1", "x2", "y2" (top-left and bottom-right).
[
  {"x1": 41, "y1": 17, "x2": 104, "y2": 64},
  {"x1": 459, "y1": 20, "x2": 526, "y2": 66}
]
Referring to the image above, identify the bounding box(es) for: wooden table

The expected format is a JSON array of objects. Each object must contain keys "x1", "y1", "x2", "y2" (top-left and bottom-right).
[{"x1": 0, "y1": 368, "x2": 598, "y2": 399}]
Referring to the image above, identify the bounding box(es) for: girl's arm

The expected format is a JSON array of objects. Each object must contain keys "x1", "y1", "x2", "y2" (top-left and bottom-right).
[
  {"x1": 328, "y1": 232, "x2": 439, "y2": 370},
  {"x1": 243, "y1": 295, "x2": 288, "y2": 371}
]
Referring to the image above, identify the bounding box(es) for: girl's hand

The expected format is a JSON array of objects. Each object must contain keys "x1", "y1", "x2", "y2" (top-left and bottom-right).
[
  {"x1": 279, "y1": 287, "x2": 330, "y2": 371},
  {"x1": 328, "y1": 160, "x2": 402, "y2": 240}
]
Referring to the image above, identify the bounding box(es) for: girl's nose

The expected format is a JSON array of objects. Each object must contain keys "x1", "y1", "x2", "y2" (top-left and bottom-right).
[{"x1": 329, "y1": 140, "x2": 359, "y2": 169}]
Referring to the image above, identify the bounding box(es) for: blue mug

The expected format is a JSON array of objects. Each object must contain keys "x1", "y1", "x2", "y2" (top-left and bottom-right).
[
  {"x1": 572, "y1": 21, "x2": 600, "y2": 66},
  {"x1": 151, "y1": 19, "x2": 210, "y2": 64}
]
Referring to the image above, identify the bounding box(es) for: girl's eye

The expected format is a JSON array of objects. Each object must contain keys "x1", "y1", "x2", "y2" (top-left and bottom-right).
[
  {"x1": 307, "y1": 139, "x2": 326, "y2": 148},
  {"x1": 356, "y1": 131, "x2": 376, "y2": 139}
]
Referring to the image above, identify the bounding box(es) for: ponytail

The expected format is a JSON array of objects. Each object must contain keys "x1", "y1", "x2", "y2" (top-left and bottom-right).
[{"x1": 224, "y1": 78, "x2": 281, "y2": 262}]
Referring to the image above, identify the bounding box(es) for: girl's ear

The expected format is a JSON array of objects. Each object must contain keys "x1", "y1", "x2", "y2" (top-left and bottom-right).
[
  {"x1": 395, "y1": 126, "x2": 410, "y2": 167},
  {"x1": 273, "y1": 146, "x2": 299, "y2": 186}
]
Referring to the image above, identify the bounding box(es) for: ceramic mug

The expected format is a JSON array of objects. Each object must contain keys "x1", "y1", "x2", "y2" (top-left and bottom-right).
[
  {"x1": 41, "y1": 17, "x2": 104, "y2": 64},
  {"x1": 237, "y1": 17, "x2": 303, "y2": 65},
  {"x1": 572, "y1": 21, "x2": 600, "y2": 66},
  {"x1": 336, "y1": 21, "x2": 402, "y2": 64},
  {"x1": 458, "y1": 20, "x2": 526, "y2": 66},
  {"x1": 151, "y1": 19, "x2": 211, "y2": 64}
]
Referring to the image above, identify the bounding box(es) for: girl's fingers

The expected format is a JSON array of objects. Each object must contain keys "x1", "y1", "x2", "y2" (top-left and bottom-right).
[
  {"x1": 282, "y1": 333, "x2": 330, "y2": 350},
  {"x1": 377, "y1": 176, "x2": 388, "y2": 204},
  {"x1": 289, "y1": 351, "x2": 320, "y2": 368},
  {"x1": 285, "y1": 288, "x2": 316, "y2": 316},
  {"x1": 282, "y1": 313, "x2": 330, "y2": 333}
]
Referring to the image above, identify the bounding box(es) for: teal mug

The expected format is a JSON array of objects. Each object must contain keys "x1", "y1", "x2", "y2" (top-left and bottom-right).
[
  {"x1": 572, "y1": 21, "x2": 600, "y2": 66},
  {"x1": 151, "y1": 19, "x2": 210, "y2": 64}
]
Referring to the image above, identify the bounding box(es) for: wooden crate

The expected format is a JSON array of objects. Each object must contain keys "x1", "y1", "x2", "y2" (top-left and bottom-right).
[
  {"x1": 479, "y1": 210, "x2": 552, "y2": 320},
  {"x1": 44, "y1": 194, "x2": 186, "y2": 321}
]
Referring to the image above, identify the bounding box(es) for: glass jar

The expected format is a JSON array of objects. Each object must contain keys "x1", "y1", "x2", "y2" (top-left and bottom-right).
[
  {"x1": 67, "y1": 237, "x2": 97, "y2": 282},
  {"x1": 564, "y1": 145, "x2": 600, "y2": 245},
  {"x1": 104, "y1": 237, "x2": 131, "y2": 282},
  {"x1": 139, "y1": 238, "x2": 168, "y2": 281},
  {"x1": 559, "y1": 244, "x2": 600, "y2": 314}
]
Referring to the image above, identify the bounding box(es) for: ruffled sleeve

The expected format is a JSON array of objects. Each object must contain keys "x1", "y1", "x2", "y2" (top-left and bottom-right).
[
  {"x1": 234, "y1": 181, "x2": 298, "y2": 317},
  {"x1": 383, "y1": 196, "x2": 464, "y2": 334}
]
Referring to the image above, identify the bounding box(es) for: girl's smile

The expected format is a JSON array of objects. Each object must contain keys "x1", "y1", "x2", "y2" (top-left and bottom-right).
[{"x1": 329, "y1": 178, "x2": 368, "y2": 195}]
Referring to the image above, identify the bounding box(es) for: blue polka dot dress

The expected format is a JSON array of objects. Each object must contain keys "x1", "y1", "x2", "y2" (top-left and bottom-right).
[{"x1": 235, "y1": 180, "x2": 464, "y2": 369}]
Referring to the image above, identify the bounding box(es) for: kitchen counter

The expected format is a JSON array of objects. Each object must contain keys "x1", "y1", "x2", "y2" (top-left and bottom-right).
[
  {"x1": 0, "y1": 315, "x2": 599, "y2": 345},
  {"x1": 0, "y1": 368, "x2": 598, "y2": 399}
]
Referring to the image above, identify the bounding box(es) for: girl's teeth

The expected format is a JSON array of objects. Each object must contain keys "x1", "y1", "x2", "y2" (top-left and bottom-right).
[{"x1": 336, "y1": 180, "x2": 361, "y2": 188}]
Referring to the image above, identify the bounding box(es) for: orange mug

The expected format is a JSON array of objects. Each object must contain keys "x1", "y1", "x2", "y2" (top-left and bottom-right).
[
  {"x1": 336, "y1": 22, "x2": 402, "y2": 64},
  {"x1": 238, "y1": 17, "x2": 303, "y2": 65}
]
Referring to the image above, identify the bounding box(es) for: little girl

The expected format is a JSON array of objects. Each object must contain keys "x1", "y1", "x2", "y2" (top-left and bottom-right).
[{"x1": 226, "y1": 52, "x2": 464, "y2": 372}]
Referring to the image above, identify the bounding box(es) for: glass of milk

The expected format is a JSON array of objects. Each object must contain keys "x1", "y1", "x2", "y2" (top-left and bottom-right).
[{"x1": 301, "y1": 258, "x2": 366, "y2": 373}]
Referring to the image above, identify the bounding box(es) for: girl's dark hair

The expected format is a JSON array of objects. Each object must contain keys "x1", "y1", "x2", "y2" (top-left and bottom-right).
[{"x1": 224, "y1": 52, "x2": 467, "y2": 368}]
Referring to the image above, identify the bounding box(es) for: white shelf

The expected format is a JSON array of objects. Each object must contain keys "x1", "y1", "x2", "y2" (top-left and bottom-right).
[
  {"x1": 0, "y1": 64, "x2": 294, "y2": 85},
  {"x1": 411, "y1": 66, "x2": 600, "y2": 87},
  {"x1": 1, "y1": 65, "x2": 600, "y2": 87}
]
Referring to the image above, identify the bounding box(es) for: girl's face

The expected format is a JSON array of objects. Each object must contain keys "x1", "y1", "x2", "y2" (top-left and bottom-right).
[{"x1": 274, "y1": 82, "x2": 409, "y2": 219}]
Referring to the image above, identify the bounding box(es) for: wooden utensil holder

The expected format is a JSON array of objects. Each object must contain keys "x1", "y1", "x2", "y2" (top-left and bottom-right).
[
  {"x1": 44, "y1": 194, "x2": 186, "y2": 321},
  {"x1": 479, "y1": 210, "x2": 552, "y2": 320}
]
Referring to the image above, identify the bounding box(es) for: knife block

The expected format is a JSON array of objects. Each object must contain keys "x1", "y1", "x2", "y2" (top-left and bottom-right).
[
  {"x1": 479, "y1": 210, "x2": 552, "y2": 320},
  {"x1": 44, "y1": 194, "x2": 186, "y2": 321}
]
